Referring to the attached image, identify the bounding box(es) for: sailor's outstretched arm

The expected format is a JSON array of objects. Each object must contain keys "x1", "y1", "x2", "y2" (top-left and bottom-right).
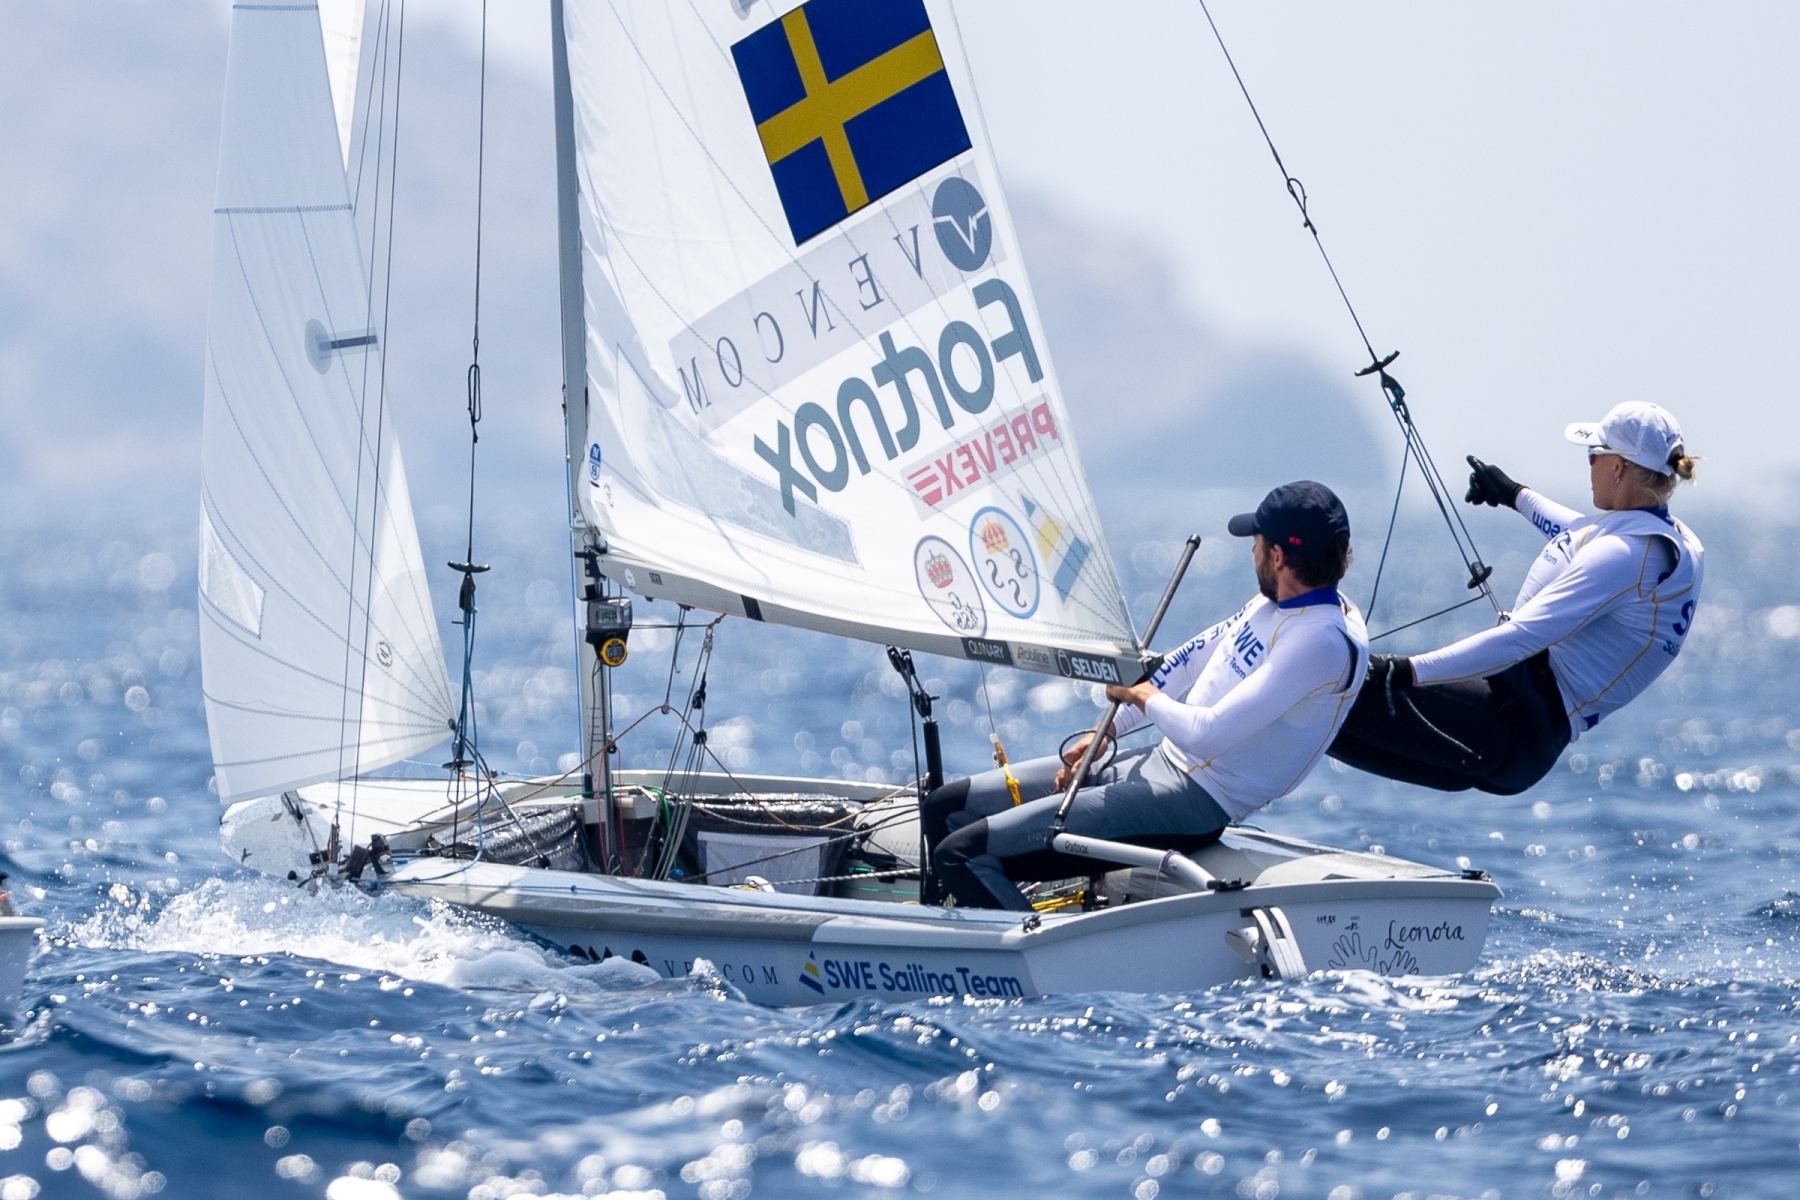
[
  {"x1": 1411, "y1": 534, "x2": 1644, "y2": 684},
  {"x1": 1515, "y1": 487, "x2": 1585, "y2": 541},
  {"x1": 1111, "y1": 618, "x2": 1230, "y2": 738},
  {"x1": 1127, "y1": 625, "x2": 1349, "y2": 761},
  {"x1": 1466, "y1": 457, "x2": 1581, "y2": 539}
]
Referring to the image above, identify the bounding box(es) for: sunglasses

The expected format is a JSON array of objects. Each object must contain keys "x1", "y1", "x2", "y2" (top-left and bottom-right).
[{"x1": 1587, "y1": 448, "x2": 1618, "y2": 465}]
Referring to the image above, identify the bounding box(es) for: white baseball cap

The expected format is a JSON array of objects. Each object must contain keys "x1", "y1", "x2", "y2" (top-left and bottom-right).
[{"x1": 1564, "y1": 401, "x2": 1685, "y2": 476}]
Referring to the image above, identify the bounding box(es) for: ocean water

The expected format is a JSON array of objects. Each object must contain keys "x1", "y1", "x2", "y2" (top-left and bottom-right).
[{"x1": 1, "y1": 515, "x2": 1798, "y2": 1200}]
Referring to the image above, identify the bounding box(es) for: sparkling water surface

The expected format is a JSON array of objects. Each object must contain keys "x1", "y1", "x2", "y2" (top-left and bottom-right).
[{"x1": 1, "y1": 517, "x2": 1797, "y2": 1200}]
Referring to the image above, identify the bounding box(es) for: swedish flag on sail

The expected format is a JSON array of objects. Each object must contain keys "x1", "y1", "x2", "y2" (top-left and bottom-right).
[
  {"x1": 1022, "y1": 495, "x2": 1092, "y2": 602},
  {"x1": 732, "y1": 0, "x2": 972, "y2": 245}
]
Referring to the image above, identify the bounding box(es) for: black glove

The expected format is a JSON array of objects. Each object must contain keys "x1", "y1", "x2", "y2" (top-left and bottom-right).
[
  {"x1": 1366, "y1": 654, "x2": 1415, "y2": 691},
  {"x1": 1465, "y1": 456, "x2": 1524, "y2": 509}
]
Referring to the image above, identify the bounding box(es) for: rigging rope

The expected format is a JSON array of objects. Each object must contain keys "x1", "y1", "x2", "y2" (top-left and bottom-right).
[
  {"x1": 1364, "y1": 442, "x2": 1410, "y2": 624},
  {"x1": 463, "y1": 0, "x2": 489, "y2": 557},
  {"x1": 1367, "y1": 594, "x2": 1488, "y2": 644},
  {"x1": 1191, "y1": 0, "x2": 1500, "y2": 622},
  {"x1": 447, "y1": 0, "x2": 492, "y2": 821},
  {"x1": 652, "y1": 622, "x2": 717, "y2": 877}
]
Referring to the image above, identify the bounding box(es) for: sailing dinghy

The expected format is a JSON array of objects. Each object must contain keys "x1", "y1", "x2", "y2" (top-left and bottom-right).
[{"x1": 206, "y1": 0, "x2": 1499, "y2": 1003}]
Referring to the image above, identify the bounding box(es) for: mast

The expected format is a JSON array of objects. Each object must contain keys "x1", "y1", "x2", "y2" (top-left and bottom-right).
[{"x1": 549, "y1": 0, "x2": 616, "y2": 865}]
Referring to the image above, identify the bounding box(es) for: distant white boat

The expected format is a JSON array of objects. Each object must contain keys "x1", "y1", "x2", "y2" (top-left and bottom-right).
[{"x1": 205, "y1": 0, "x2": 1498, "y2": 1000}]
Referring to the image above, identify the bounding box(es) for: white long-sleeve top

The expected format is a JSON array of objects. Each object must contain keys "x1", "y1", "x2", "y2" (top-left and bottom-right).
[
  {"x1": 1409, "y1": 487, "x2": 1705, "y2": 739},
  {"x1": 1111, "y1": 589, "x2": 1369, "y2": 819}
]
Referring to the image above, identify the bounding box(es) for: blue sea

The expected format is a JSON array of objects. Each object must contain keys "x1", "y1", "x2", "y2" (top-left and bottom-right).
[{"x1": 1, "y1": 510, "x2": 1797, "y2": 1200}]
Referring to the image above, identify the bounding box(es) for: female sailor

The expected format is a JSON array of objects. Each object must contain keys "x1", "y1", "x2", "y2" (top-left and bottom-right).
[{"x1": 1329, "y1": 401, "x2": 1703, "y2": 794}]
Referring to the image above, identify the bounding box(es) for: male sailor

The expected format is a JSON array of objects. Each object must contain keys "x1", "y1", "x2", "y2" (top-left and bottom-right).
[
  {"x1": 1329, "y1": 401, "x2": 1704, "y2": 794},
  {"x1": 922, "y1": 482, "x2": 1369, "y2": 910}
]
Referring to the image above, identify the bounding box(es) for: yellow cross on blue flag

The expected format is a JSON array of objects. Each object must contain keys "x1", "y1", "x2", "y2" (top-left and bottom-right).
[{"x1": 731, "y1": 0, "x2": 972, "y2": 245}]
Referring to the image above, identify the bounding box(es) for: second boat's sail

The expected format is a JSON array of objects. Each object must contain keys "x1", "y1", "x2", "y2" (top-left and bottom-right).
[
  {"x1": 564, "y1": 0, "x2": 1142, "y2": 680},
  {"x1": 318, "y1": 0, "x2": 367, "y2": 166},
  {"x1": 198, "y1": 3, "x2": 455, "y2": 804}
]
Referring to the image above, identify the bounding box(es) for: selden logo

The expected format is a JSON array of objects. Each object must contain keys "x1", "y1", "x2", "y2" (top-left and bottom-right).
[{"x1": 1056, "y1": 650, "x2": 1120, "y2": 684}]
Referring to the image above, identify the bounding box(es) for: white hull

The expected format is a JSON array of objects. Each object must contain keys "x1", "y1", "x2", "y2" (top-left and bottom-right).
[
  {"x1": 0, "y1": 919, "x2": 44, "y2": 1018},
  {"x1": 221, "y1": 776, "x2": 1499, "y2": 1005},
  {"x1": 387, "y1": 856, "x2": 1496, "y2": 1005}
]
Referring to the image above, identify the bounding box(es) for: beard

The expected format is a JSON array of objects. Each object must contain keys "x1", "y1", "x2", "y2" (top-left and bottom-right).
[{"x1": 1254, "y1": 547, "x2": 1279, "y2": 602}]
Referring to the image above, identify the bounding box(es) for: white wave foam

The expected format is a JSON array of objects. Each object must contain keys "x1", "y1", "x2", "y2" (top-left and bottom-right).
[
  {"x1": 1477, "y1": 947, "x2": 1667, "y2": 993},
  {"x1": 65, "y1": 877, "x2": 661, "y2": 996},
  {"x1": 1267, "y1": 969, "x2": 1479, "y2": 1016}
]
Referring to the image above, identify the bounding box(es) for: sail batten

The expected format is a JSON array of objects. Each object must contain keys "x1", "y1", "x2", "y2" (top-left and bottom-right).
[
  {"x1": 567, "y1": 0, "x2": 1139, "y2": 679},
  {"x1": 199, "y1": 2, "x2": 454, "y2": 804}
]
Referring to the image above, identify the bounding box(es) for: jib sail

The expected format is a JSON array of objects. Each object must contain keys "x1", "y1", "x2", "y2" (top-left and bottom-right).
[{"x1": 198, "y1": 2, "x2": 454, "y2": 802}]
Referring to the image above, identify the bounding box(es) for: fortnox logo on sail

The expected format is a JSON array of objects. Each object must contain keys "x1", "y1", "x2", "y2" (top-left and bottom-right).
[{"x1": 666, "y1": 163, "x2": 1047, "y2": 519}]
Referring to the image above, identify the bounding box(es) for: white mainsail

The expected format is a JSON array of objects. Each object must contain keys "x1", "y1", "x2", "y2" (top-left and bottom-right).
[
  {"x1": 198, "y1": 2, "x2": 455, "y2": 804},
  {"x1": 564, "y1": 0, "x2": 1142, "y2": 681}
]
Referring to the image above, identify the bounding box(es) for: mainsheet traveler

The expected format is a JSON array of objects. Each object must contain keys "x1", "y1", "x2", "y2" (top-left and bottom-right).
[
  {"x1": 1329, "y1": 401, "x2": 1704, "y2": 794},
  {"x1": 922, "y1": 482, "x2": 1370, "y2": 910}
]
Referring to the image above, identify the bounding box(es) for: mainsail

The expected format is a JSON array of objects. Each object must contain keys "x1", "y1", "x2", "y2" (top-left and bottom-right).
[
  {"x1": 198, "y1": 2, "x2": 455, "y2": 803},
  {"x1": 564, "y1": 0, "x2": 1143, "y2": 682}
]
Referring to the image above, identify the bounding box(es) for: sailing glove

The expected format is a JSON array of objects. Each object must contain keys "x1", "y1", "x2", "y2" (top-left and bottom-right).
[
  {"x1": 1465, "y1": 456, "x2": 1524, "y2": 508},
  {"x1": 1366, "y1": 654, "x2": 1415, "y2": 692}
]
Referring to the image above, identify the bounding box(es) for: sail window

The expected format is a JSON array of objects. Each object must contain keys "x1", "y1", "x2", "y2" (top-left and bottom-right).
[{"x1": 199, "y1": 508, "x2": 266, "y2": 638}]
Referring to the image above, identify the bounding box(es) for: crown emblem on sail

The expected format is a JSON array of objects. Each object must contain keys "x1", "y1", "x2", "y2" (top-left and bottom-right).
[
  {"x1": 731, "y1": 0, "x2": 972, "y2": 245},
  {"x1": 924, "y1": 550, "x2": 954, "y2": 589},
  {"x1": 978, "y1": 519, "x2": 1009, "y2": 555}
]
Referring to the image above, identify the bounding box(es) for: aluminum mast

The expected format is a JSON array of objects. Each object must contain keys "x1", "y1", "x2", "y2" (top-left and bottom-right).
[{"x1": 549, "y1": 0, "x2": 617, "y2": 865}]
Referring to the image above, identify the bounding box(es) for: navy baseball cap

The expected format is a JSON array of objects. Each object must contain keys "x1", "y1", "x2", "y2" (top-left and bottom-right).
[{"x1": 1227, "y1": 481, "x2": 1351, "y2": 552}]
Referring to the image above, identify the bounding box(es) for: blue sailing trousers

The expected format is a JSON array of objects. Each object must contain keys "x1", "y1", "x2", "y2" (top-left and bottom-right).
[{"x1": 922, "y1": 746, "x2": 1230, "y2": 910}]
